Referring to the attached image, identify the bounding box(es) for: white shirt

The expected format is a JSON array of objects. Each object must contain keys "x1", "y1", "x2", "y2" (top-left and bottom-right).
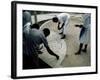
[
  {"x1": 82, "y1": 14, "x2": 91, "y2": 29},
  {"x1": 80, "y1": 14, "x2": 91, "y2": 44},
  {"x1": 57, "y1": 13, "x2": 70, "y2": 34}
]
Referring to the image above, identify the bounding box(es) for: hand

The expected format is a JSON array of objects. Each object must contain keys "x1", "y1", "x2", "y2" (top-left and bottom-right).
[
  {"x1": 75, "y1": 24, "x2": 83, "y2": 28},
  {"x1": 56, "y1": 55, "x2": 59, "y2": 60},
  {"x1": 75, "y1": 24, "x2": 80, "y2": 27},
  {"x1": 79, "y1": 25, "x2": 84, "y2": 28},
  {"x1": 58, "y1": 23, "x2": 64, "y2": 30}
]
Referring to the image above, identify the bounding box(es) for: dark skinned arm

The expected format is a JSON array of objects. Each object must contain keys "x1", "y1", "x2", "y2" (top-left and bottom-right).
[
  {"x1": 75, "y1": 24, "x2": 83, "y2": 28},
  {"x1": 58, "y1": 22, "x2": 64, "y2": 30},
  {"x1": 46, "y1": 46, "x2": 59, "y2": 60}
]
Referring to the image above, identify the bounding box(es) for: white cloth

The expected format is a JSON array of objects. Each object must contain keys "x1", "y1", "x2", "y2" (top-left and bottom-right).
[
  {"x1": 80, "y1": 24, "x2": 90, "y2": 44},
  {"x1": 39, "y1": 31, "x2": 67, "y2": 67},
  {"x1": 80, "y1": 14, "x2": 91, "y2": 44},
  {"x1": 57, "y1": 13, "x2": 70, "y2": 35},
  {"x1": 23, "y1": 22, "x2": 31, "y2": 35},
  {"x1": 23, "y1": 11, "x2": 32, "y2": 34}
]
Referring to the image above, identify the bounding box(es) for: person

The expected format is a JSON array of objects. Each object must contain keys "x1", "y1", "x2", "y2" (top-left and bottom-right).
[
  {"x1": 75, "y1": 13, "x2": 91, "y2": 55},
  {"x1": 23, "y1": 11, "x2": 59, "y2": 69},
  {"x1": 52, "y1": 13, "x2": 70, "y2": 39}
]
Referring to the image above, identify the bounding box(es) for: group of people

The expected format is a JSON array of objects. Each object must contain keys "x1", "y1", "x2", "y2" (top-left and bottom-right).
[
  {"x1": 23, "y1": 11, "x2": 91, "y2": 69},
  {"x1": 23, "y1": 11, "x2": 59, "y2": 69},
  {"x1": 52, "y1": 13, "x2": 90, "y2": 55}
]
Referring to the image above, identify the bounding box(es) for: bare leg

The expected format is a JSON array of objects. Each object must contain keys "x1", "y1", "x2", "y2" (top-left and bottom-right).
[
  {"x1": 82, "y1": 44, "x2": 88, "y2": 52},
  {"x1": 75, "y1": 43, "x2": 83, "y2": 55}
]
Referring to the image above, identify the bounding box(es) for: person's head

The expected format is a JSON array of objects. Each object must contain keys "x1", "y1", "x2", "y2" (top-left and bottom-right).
[
  {"x1": 52, "y1": 17, "x2": 58, "y2": 23},
  {"x1": 43, "y1": 28, "x2": 50, "y2": 37},
  {"x1": 31, "y1": 23, "x2": 40, "y2": 29},
  {"x1": 23, "y1": 11, "x2": 31, "y2": 26}
]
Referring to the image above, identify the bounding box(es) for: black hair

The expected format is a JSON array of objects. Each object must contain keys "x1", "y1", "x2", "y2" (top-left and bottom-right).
[
  {"x1": 31, "y1": 23, "x2": 40, "y2": 29},
  {"x1": 52, "y1": 17, "x2": 58, "y2": 23},
  {"x1": 43, "y1": 28, "x2": 50, "y2": 37}
]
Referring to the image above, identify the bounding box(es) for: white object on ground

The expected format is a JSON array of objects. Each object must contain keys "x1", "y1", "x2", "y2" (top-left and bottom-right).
[{"x1": 39, "y1": 20, "x2": 67, "y2": 68}]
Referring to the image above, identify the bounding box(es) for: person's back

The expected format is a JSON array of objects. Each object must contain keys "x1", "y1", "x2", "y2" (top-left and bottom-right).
[
  {"x1": 57, "y1": 13, "x2": 70, "y2": 23},
  {"x1": 23, "y1": 28, "x2": 49, "y2": 69},
  {"x1": 29, "y1": 29, "x2": 48, "y2": 51}
]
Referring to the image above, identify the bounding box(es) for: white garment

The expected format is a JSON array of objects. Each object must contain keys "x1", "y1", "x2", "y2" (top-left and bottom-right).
[
  {"x1": 57, "y1": 13, "x2": 70, "y2": 35},
  {"x1": 23, "y1": 22, "x2": 31, "y2": 34},
  {"x1": 23, "y1": 11, "x2": 32, "y2": 34},
  {"x1": 80, "y1": 14, "x2": 91, "y2": 44}
]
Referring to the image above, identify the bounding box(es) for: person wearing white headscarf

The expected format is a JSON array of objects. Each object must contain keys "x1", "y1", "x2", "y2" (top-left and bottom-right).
[
  {"x1": 75, "y1": 13, "x2": 91, "y2": 55},
  {"x1": 52, "y1": 13, "x2": 70, "y2": 39}
]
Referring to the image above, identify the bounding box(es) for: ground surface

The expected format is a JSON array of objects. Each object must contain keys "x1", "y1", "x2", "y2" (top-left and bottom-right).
[{"x1": 32, "y1": 13, "x2": 91, "y2": 68}]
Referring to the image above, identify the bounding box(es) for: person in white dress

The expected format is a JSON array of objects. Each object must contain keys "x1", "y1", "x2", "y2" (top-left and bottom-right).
[
  {"x1": 52, "y1": 13, "x2": 70, "y2": 39},
  {"x1": 75, "y1": 13, "x2": 91, "y2": 55}
]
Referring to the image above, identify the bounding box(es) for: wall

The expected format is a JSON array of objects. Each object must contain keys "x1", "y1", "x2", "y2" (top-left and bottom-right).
[{"x1": 0, "y1": 0, "x2": 99, "y2": 80}]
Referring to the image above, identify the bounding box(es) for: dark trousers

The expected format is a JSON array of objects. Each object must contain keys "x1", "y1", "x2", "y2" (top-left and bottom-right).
[{"x1": 23, "y1": 53, "x2": 39, "y2": 69}]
